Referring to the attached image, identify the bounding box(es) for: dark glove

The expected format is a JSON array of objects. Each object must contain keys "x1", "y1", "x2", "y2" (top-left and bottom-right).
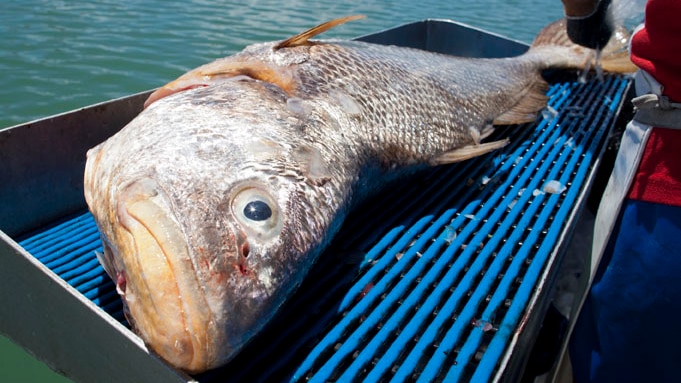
[{"x1": 566, "y1": 0, "x2": 613, "y2": 49}]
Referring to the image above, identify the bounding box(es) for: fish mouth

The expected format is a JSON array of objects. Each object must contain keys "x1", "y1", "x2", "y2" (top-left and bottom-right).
[{"x1": 114, "y1": 178, "x2": 223, "y2": 373}]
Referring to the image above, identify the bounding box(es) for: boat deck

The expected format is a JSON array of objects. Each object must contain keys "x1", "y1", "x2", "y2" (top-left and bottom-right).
[{"x1": 16, "y1": 74, "x2": 630, "y2": 382}]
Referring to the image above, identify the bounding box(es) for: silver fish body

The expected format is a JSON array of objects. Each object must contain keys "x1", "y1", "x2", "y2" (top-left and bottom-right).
[{"x1": 83, "y1": 17, "x2": 632, "y2": 372}]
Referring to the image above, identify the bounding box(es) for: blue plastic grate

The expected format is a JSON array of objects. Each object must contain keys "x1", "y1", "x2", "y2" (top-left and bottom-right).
[
  {"x1": 18, "y1": 213, "x2": 125, "y2": 324},
  {"x1": 17, "y1": 75, "x2": 630, "y2": 382}
]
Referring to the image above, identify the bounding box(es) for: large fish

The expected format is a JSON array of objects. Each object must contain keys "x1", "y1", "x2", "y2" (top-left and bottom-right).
[{"x1": 83, "y1": 16, "x2": 633, "y2": 373}]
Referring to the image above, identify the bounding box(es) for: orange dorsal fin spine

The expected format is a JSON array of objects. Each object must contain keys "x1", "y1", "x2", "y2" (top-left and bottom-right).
[{"x1": 275, "y1": 15, "x2": 365, "y2": 49}]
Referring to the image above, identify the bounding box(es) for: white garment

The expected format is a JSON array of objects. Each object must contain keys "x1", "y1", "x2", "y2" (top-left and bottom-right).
[{"x1": 589, "y1": 70, "x2": 659, "y2": 278}]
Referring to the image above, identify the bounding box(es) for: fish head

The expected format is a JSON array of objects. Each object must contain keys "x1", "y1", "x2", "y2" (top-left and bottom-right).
[{"x1": 84, "y1": 79, "x2": 339, "y2": 373}]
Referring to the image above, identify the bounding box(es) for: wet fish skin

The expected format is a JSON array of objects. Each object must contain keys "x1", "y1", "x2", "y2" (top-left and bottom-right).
[
  {"x1": 84, "y1": 17, "x2": 631, "y2": 372},
  {"x1": 86, "y1": 75, "x2": 364, "y2": 372}
]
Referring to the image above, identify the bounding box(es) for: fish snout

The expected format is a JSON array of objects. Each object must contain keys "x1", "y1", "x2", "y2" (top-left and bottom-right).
[{"x1": 113, "y1": 178, "x2": 223, "y2": 372}]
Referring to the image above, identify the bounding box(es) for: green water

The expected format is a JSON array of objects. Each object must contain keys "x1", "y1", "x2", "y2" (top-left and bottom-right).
[
  {"x1": 0, "y1": 0, "x2": 563, "y2": 130},
  {"x1": 0, "y1": 0, "x2": 562, "y2": 381}
]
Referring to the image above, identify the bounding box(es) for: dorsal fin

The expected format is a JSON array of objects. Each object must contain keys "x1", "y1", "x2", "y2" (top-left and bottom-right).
[{"x1": 274, "y1": 15, "x2": 365, "y2": 50}]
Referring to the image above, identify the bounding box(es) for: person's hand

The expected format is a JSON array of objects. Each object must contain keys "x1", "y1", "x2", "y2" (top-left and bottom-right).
[{"x1": 562, "y1": 0, "x2": 613, "y2": 49}]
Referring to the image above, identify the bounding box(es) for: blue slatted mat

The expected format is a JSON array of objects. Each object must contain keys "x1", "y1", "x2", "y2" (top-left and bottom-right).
[
  {"x1": 17, "y1": 75, "x2": 630, "y2": 382},
  {"x1": 18, "y1": 213, "x2": 127, "y2": 324}
]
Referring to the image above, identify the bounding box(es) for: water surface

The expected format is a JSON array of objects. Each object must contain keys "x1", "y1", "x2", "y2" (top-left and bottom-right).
[{"x1": 0, "y1": 0, "x2": 564, "y2": 129}]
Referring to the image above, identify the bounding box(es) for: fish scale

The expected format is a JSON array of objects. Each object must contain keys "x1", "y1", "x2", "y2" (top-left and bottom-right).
[
  {"x1": 18, "y1": 74, "x2": 631, "y2": 381},
  {"x1": 299, "y1": 41, "x2": 495, "y2": 157}
]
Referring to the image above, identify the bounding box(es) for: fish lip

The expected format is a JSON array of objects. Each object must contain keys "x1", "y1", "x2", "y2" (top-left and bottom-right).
[{"x1": 115, "y1": 178, "x2": 226, "y2": 372}]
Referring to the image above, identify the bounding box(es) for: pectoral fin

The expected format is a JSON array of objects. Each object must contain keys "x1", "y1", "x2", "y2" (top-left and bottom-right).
[
  {"x1": 144, "y1": 60, "x2": 298, "y2": 108},
  {"x1": 493, "y1": 80, "x2": 549, "y2": 125},
  {"x1": 145, "y1": 15, "x2": 367, "y2": 108},
  {"x1": 430, "y1": 139, "x2": 509, "y2": 165}
]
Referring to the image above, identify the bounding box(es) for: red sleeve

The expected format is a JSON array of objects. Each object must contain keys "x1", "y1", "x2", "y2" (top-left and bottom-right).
[
  {"x1": 630, "y1": 0, "x2": 681, "y2": 102},
  {"x1": 629, "y1": 128, "x2": 681, "y2": 206}
]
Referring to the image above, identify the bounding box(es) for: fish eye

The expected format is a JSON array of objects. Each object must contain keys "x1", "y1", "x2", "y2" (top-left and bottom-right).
[
  {"x1": 243, "y1": 200, "x2": 272, "y2": 221},
  {"x1": 231, "y1": 186, "x2": 281, "y2": 240}
]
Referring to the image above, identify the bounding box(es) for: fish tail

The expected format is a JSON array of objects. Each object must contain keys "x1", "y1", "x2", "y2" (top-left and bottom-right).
[
  {"x1": 492, "y1": 18, "x2": 635, "y2": 126},
  {"x1": 528, "y1": 18, "x2": 637, "y2": 74}
]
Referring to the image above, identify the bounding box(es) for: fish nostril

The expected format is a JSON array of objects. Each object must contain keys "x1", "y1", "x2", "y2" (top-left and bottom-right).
[
  {"x1": 241, "y1": 242, "x2": 250, "y2": 258},
  {"x1": 116, "y1": 270, "x2": 127, "y2": 295}
]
